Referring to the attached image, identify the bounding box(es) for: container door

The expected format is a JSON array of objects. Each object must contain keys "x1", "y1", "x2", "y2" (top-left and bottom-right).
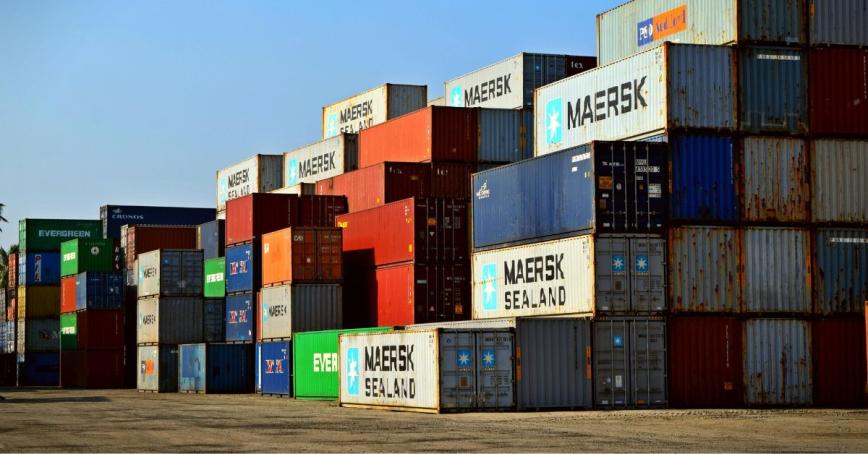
[
  {"x1": 439, "y1": 331, "x2": 476, "y2": 410},
  {"x1": 475, "y1": 330, "x2": 515, "y2": 410},
  {"x1": 629, "y1": 320, "x2": 667, "y2": 408},
  {"x1": 179, "y1": 344, "x2": 206, "y2": 392},
  {"x1": 159, "y1": 346, "x2": 179, "y2": 393},
  {"x1": 595, "y1": 238, "x2": 630, "y2": 313},
  {"x1": 593, "y1": 320, "x2": 629, "y2": 408},
  {"x1": 137, "y1": 346, "x2": 158, "y2": 391},
  {"x1": 629, "y1": 238, "x2": 666, "y2": 313}
]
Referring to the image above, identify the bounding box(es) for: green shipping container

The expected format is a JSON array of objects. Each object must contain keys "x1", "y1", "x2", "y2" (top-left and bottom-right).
[
  {"x1": 60, "y1": 313, "x2": 77, "y2": 351},
  {"x1": 20, "y1": 219, "x2": 102, "y2": 252},
  {"x1": 203, "y1": 257, "x2": 226, "y2": 298},
  {"x1": 293, "y1": 327, "x2": 392, "y2": 400},
  {"x1": 60, "y1": 238, "x2": 115, "y2": 277}
]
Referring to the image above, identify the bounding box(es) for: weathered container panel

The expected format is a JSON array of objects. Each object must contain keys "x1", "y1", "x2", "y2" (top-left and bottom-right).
[
  {"x1": 136, "y1": 297, "x2": 203, "y2": 345},
  {"x1": 17, "y1": 318, "x2": 60, "y2": 353},
  {"x1": 258, "y1": 284, "x2": 342, "y2": 341},
  {"x1": 197, "y1": 219, "x2": 225, "y2": 260},
  {"x1": 739, "y1": 46, "x2": 807, "y2": 134},
  {"x1": 668, "y1": 226, "x2": 741, "y2": 313},
  {"x1": 179, "y1": 343, "x2": 254, "y2": 394},
  {"x1": 809, "y1": 0, "x2": 868, "y2": 46},
  {"x1": 812, "y1": 140, "x2": 868, "y2": 224},
  {"x1": 812, "y1": 318, "x2": 866, "y2": 407},
  {"x1": 813, "y1": 228, "x2": 868, "y2": 314},
  {"x1": 593, "y1": 318, "x2": 667, "y2": 409},
  {"x1": 744, "y1": 319, "x2": 812, "y2": 406},
  {"x1": 315, "y1": 162, "x2": 431, "y2": 213},
  {"x1": 126, "y1": 225, "x2": 197, "y2": 271},
  {"x1": 741, "y1": 136, "x2": 809, "y2": 223},
  {"x1": 668, "y1": 316, "x2": 744, "y2": 407},
  {"x1": 137, "y1": 249, "x2": 203, "y2": 298},
  {"x1": 478, "y1": 108, "x2": 533, "y2": 163},
  {"x1": 809, "y1": 48, "x2": 868, "y2": 136},
  {"x1": 322, "y1": 84, "x2": 427, "y2": 139},
  {"x1": 743, "y1": 227, "x2": 811, "y2": 313},
  {"x1": 137, "y1": 345, "x2": 179, "y2": 393},
  {"x1": 75, "y1": 272, "x2": 124, "y2": 311}
]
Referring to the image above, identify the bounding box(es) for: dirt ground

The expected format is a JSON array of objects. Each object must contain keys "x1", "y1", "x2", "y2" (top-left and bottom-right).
[{"x1": 1, "y1": 388, "x2": 867, "y2": 452}]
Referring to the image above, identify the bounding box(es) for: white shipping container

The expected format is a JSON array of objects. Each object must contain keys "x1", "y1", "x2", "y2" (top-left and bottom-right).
[
  {"x1": 534, "y1": 43, "x2": 735, "y2": 156},
  {"x1": 215, "y1": 154, "x2": 283, "y2": 212},
  {"x1": 282, "y1": 134, "x2": 358, "y2": 187},
  {"x1": 270, "y1": 184, "x2": 316, "y2": 195},
  {"x1": 259, "y1": 284, "x2": 342, "y2": 340},
  {"x1": 321, "y1": 84, "x2": 427, "y2": 139}
]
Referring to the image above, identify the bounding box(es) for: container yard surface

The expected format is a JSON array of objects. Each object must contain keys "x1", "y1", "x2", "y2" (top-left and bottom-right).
[{"x1": 1, "y1": 388, "x2": 867, "y2": 452}]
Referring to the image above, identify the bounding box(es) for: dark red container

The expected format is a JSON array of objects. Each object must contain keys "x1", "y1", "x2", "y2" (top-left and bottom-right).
[
  {"x1": 77, "y1": 310, "x2": 124, "y2": 350},
  {"x1": 810, "y1": 48, "x2": 868, "y2": 136},
  {"x1": 126, "y1": 225, "x2": 197, "y2": 270},
  {"x1": 431, "y1": 162, "x2": 474, "y2": 199},
  {"x1": 297, "y1": 194, "x2": 348, "y2": 228},
  {"x1": 316, "y1": 162, "x2": 431, "y2": 213},
  {"x1": 337, "y1": 198, "x2": 468, "y2": 267},
  {"x1": 7, "y1": 252, "x2": 17, "y2": 290},
  {"x1": 0, "y1": 353, "x2": 15, "y2": 386},
  {"x1": 226, "y1": 194, "x2": 347, "y2": 246},
  {"x1": 668, "y1": 316, "x2": 744, "y2": 408},
  {"x1": 60, "y1": 350, "x2": 125, "y2": 389},
  {"x1": 359, "y1": 106, "x2": 478, "y2": 167},
  {"x1": 813, "y1": 318, "x2": 866, "y2": 407}
]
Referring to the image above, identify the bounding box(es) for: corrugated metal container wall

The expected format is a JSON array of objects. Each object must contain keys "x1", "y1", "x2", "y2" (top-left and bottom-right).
[
  {"x1": 258, "y1": 284, "x2": 342, "y2": 341},
  {"x1": 809, "y1": 0, "x2": 868, "y2": 46},
  {"x1": 534, "y1": 44, "x2": 735, "y2": 156},
  {"x1": 225, "y1": 243, "x2": 257, "y2": 294},
  {"x1": 812, "y1": 139, "x2": 868, "y2": 224},
  {"x1": 18, "y1": 219, "x2": 101, "y2": 252},
  {"x1": 271, "y1": 183, "x2": 316, "y2": 195},
  {"x1": 668, "y1": 316, "x2": 744, "y2": 407},
  {"x1": 224, "y1": 194, "x2": 296, "y2": 246},
  {"x1": 126, "y1": 225, "x2": 197, "y2": 271},
  {"x1": 593, "y1": 318, "x2": 667, "y2": 409},
  {"x1": 18, "y1": 352, "x2": 59, "y2": 386},
  {"x1": 17, "y1": 285, "x2": 60, "y2": 319},
  {"x1": 136, "y1": 297, "x2": 204, "y2": 345},
  {"x1": 477, "y1": 108, "x2": 533, "y2": 163},
  {"x1": 367, "y1": 263, "x2": 470, "y2": 326},
  {"x1": 739, "y1": 46, "x2": 807, "y2": 134},
  {"x1": 261, "y1": 228, "x2": 342, "y2": 285},
  {"x1": 60, "y1": 350, "x2": 125, "y2": 389},
  {"x1": 667, "y1": 135, "x2": 738, "y2": 223},
  {"x1": 57, "y1": 238, "x2": 114, "y2": 278},
  {"x1": 430, "y1": 162, "x2": 474, "y2": 199},
  {"x1": 76, "y1": 310, "x2": 124, "y2": 350},
  {"x1": 296, "y1": 194, "x2": 348, "y2": 228},
  {"x1": 18, "y1": 252, "x2": 61, "y2": 286},
  {"x1": 75, "y1": 272, "x2": 124, "y2": 311},
  {"x1": 812, "y1": 318, "x2": 866, "y2": 407},
  {"x1": 316, "y1": 162, "x2": 431, "y2": 213},
  {"x1": 136, "y1": 249, "x2": 203, "y2": 298},
  {"x1": 7, "y1": 253, "x2": 17, "y2": 290},
  {"x1": 61, "y1": 276, "x2": 76, "y2": 313},
  {"x1": 741, "y1": 137, "x2": 809, "y2": 223},
  {"x1": 203, "y1": 257, "x2": 225, "y2": 298},
  {"x1": 283, "y1": 134, "x2": 358, "y2": 187},
  {"x1": 813, "y1": 228, "x2": 868, "y2": 314},
  {"x1": 101, "y1": 204, "x2": 215, "y2": 240},
  {"x1": 179, "y1": 343, "x2": 254, "y2": 393},
  {"x1": 259, "y1": 340, "x2": 292, "y2": 395},
  {"x1": 321, "y1": 84, "x2": 427, "y2": 139},
  {"x1": 216, "y1": 154, "x2": 283, "y2": 212},
  {"x1": 225, "y1": 293, "x2": 254, "y2": 342},
  {"x1": 17, "y1": 318, "x2": 59, "y2": 353},
  {"x1": 743, "y1": 227, "x2": 811, "y2": 313},
  {"x1": 137, "y1": 345, "x2": 179, "y2": 392},
  {"x1": 595, "y1": 0, "x2": 804, "y2": 66},
  {"x1": 203, "y1": 298, "x2": 226, "y2": 343},
  {"x1": 60, "y1": 313, "x2": 76, "y2": 351},
  {"x1": 668, "y1": 227, "x2": 742, "y2": 313},
  {"x1": 197, "y1": 219, "x2": 225, "y2": 260},
  {"x1": 744, "y1": 319, "x2": 812, "y2": 406},
  {"x1": 809, "y1": 48, "x2": 868, "y2": 136}
]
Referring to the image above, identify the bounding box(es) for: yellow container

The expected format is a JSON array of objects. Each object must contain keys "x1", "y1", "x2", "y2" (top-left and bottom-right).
[{"x1": 17, "y1": 285, "x2": 61, "y2": 319}]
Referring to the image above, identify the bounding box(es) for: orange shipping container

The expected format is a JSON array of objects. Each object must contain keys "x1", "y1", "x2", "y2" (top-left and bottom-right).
[
  {"x1": 60, "y1": 276, "x2": 77, "y2": 314},
  {"x1": 261, "y1": 227, "x2": 342, "y2": 286}
]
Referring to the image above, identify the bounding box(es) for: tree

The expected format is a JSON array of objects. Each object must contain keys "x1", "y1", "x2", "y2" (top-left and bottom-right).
[
  {"x1": 0, "y1": 203, "x2": 6, "y2": 232},
  {"x1": 0, "y1": 246, "x2": 6, "y2": 289}
]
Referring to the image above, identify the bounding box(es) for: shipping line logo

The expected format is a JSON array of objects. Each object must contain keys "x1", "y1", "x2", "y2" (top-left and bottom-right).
[
  {"x1": 450, "y1": 85, "x2": 463, "y2": 107},
  {"x1": 545, "y1": 97, "x2": 563, "y2": 145},
  {"x1": 475, "y1": 180, "x2": 490, "y2": 200},
  {"x1": 481, "y1": 263, "x2": 497, "y2": 311},
  {"x1": 286, "y1": 158, "x2": 300, "y2": 185},
  {"x1": 326, "y1": 113, "x2": 338, "y2": 137},
  {"x1": 635, "y1": 255, "x2": 649, "y2": 273},
  {"x1": 346, "y1": 347, "x2": 360, "y2": 396},
  {"x1": 456, "y1": 349, "x2": 472, "y2": 369},
  {"x1": 264, "y1": 358, "x2": 285, "y2": 374},
  {"x1": 637, "y1": 4, "x2": 687, "y2": 47},
  {"x1": 481, "y1": 348, "x2": 496, "y2": 369}
]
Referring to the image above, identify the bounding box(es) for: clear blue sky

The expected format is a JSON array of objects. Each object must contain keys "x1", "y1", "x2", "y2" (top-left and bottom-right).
[{"x1": 0, "y1": 0, "x2": 620, "y2": 249}]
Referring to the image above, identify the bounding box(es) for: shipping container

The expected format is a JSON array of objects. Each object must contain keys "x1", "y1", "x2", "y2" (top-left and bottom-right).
[
  {"x1": 593, "y1": 317, "x2": 667, "y2": 409},
  {"x1": 60, "y1": 350, "x2": 125, "y2": 389},
  {"x1": 322, "y1": 83, "x2": 427, "y2": 139},
  {"x1": 178, "y1": 343, "x2": 254, "y2": 394},
  {"x1": 18, "y1": 219, "x2": 101, "y2": 252},
  {"x1": 429, "y1": 162, "x2": 474, "y2": 200},
  {"x1": 258, "y1": 284, "x2": 342, "y2": 341},
  {"x1": 271, "y1": 183, "x2": 316, "y2": 195},
  {"x1": 667, "y1": 316, "x2": 743, "y2": 407},
  {"x1": 125, "y1": 225, "x2": 197, "y2": 271},
  {"x1": 596, "y1": 0, "x2": 805, "y2": 65},
  {"x1": 225, "y1": 193, "x2": 348, "y2": 246},
  {"x1": 197, "y1": 219, "x2": 225, "y2": 260},
  {"x1": 216, "y1": 154, "x2": 283, "y2": 212},
  {"x1": 337, "y1": 198, "x2": 468, "y2": 267},
  {"x1": 7, "y1": 252, "x2": 17, "y2": 290},
  {"x1": 60, "y1": 276, "x2": 76, "y2": 314},
  {"x1": 137, "y1": 345, "x2": 179, "y2": 392},
  {"x1": 814, "y1": 228, "x2": 868, "y2": 314},
  {"x1": 75, "y1": 272, "x2": 124, "y2": 311},
  {"x1": 739, "y1": 46, "x2": 807, "y2": 134},
  {"x1": 258, "y1": 340, "x2": 291, "y2": 395},
  {"x1": 18, "y1": 352, "x2": 59, "y2": 386},
  {"x1": 812, "y1": 139, "x2": 868, "y2": 224},
  {"x1": 472, "y1": 234, "x2": 665, "y2": 319},
  {"x1": 17, "y1": 318, "x2": 59, "y2": 353},
  {"x1": 744, "y1": 318, "x2": 812, "y2": 406},
  {"x1": 137, "y1": 249, "x2": 203, "y2": 298},
  {"x1": 225, "y1": 292, "x2": 254, "y2": 343},
  {"x1": 0, "y1": 320, "x2": 14, "y2": 354},
  {"x1": 535, "y1": 43, "x2": 735, "y2": 156},
  {"x1": 339, "y1": 329, "x2": 515, "y2": 412},
  {"x1": 427, "y1": 96, "x2": 445, "y2": 107},
  {"x1": 204, "y1": 257, "x2": 226, "y2": 298},
  {"x1": 17, "y1": 285, "x2": 60, "y2": 319},
  {"x1": 225, "y1": 243, "x2": 258, "y2": 294},
  {"x1": 297, "y1": 194, "x2": 348, "y2": 228},
  {"x1": 473, "y1": 141, "x2": 668, "y2": 250},
  {"x1": 0, "y1": 353, "x2": 16, "y2": 386},
  {"x1": 809, "y1": 0, "x2": 868, "y2": 46},
  {"x1": 136, "y1": 297, "x2": 203, "y2": 345},
  {"x1": 261, "y1": 228, "x2": 342, "y2": 286},
  {"x1": 358, "y1": 106, "x2": 478, "y2": 167},
  {"x1": 809, "y1": 48, "x2": 868, "y2": 136},
  {"x1": 284, "y1": 134, "x2": 358, "y2": 187},
  {"x1": 17, "y1": 252, "x2": 60, "y2": 286},
  {"x1": 668, "y1": 226, "x2": 741, "y2": 313},
  {"x1": 6, "y1": 295, "x2": 15, "y2": 322},
  {"x1": 477, "y1": 108, "x2": 534, "y2": 162},
  {"x1": 60, "y1": 313, "x2": 76, "y2": 351},
  {"x1": 813, "y1": 318, "x2": 866, "y2": 407},
  {"x1": 203, "y1": 298, "x2": 226, "y2": 343},
  {"x1": 60, "y1": 238, "x2": 116, "y2": 277},
  {"x1": 665, "y1": 134, "x2": 738, "y2": 224},
  {"x1": 316, "y1": 162, "x2": 432, "y2": 213},
  {"x1": 741, "y1": 137, "x2": 809, "y2": 223},
  {"x1": 101, "y1": 205, "x2": 215, "y2": 240},
  {"x1": 445, "y1": 52, "x2": 596, "y2": 109},
  {"x1": 743, "y1": 227, "x2": 811, "y2": 313},
  {"x1": 76, "y1": 309, "x2": 124, "y2": 350}
]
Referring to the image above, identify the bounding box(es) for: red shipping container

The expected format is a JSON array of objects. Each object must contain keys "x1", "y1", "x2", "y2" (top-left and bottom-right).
[
  {"x1": 431, "y1": 162, "x2": 474, "y2": 199},
  {"x1": 813, "y1": 317, "x2": 866, "y2": 407},
  {"x1": 6, "y1": 296, "x2": 15, "y2": 321},
  {"x1": 226, "y1": 194, "x2": 298, "y2": 246},
  {"x1": 60, "y1": 276, "x2": 77, "y2": 314},
  {"x1": 297, "y1": 194, "x2": 348, "y2": 227},
  {"x1": 316, "y1": 162, "x2": 431, "y2": 213},
  {"x1": 337, "y1": 198, "x2": 468, "y2": 267},
  {"x1": 126, "y1": 225, "x2": 197, "y2": 270},
  {"x1": 0, "y1": 353, "x2": 15, "y2": 386},
  {"x1": 261, "y1": 227, "x2": 342, "y2": 286},
  {"x1": 368, "y1": 262, "x2": 469, "y2": 327},
  {"x1": 810, "y1": 48, "x2": 868, "y2": 136},
  {"x1": 77, "y1": 310, "x2": 125, "y2": 350},
  {"x1": 61, "y1": 350, "x2": 125, "y2": 389},
  {"x1": 359, "y1": 106, "x2": 478, "y2": 167},
  {"x1": 7, "y1": 252, "x2": 17, "y2": 289},
  {"x1": 668, "y1": 316, "x2": 744, "y2": 408}
]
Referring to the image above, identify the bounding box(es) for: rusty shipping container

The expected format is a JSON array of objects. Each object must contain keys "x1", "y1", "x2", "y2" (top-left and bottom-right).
[
  {"x1": 739, "y1": 46, "x2": 807, "y2": 134},
  {"x1": 315, "y1": 162, "x2": 431, "y2": 213},
  {"x1": 261, "y1": 227, "x2": 342, "y2": 286},
  {"x1": 744, "y1": 318, "x2": 812, "y2": 406},
  {"x1": 809, "y1": 0, "x2": 868, "y2": 46},
  {"x1": 812, "y1": 139, "x2": 868, "y2": 224},
  {"x1": 668, "y1": 316, "x2": 743, "y2": 408},
  {"x1": 810, "y1": 48, "x2": 868, "y2": 136},
  {"x1": 813, "y1": 228, "x2": 868, "y2": 315},
  {"x1": 668, "y1": 226, "x2": 742, "y2": 313},
  {"x1": 125, "y1": 225, "x2": 197, "y2": 271},
  {"x1": 743, "y1": 227, "x2": 812, "y2": 314},
  {"x1": 812, "y1": 318, "x2": 866, "y2": 407},
  {"x1": 740, "y1": 136, "x2": 809, "y2": 223}
]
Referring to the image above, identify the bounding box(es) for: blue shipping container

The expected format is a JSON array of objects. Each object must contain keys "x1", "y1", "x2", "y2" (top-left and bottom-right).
[
  {"x1": 255, "y1": 342, "x2": 262, "y2": 393},
  {"x1": 259, "y1": 340, "x2": 291, "y2": 396},
  {"x1": 225, "y1": 243, "x2": 256, "y2": 294},
  {"x1": 18, "y1": 252, "x2": 61, "y2": 286},
  {"x1": 18, "y1": 352, "x2": 59, "y2": 386},
  {"x1": 667, "y1": 134, "x2": 738, "y2": 223},
  {"x1": 75, "y1": 272, "x2": 124, "y2": 311},
  {"x1": 101, "y1": 205, "x2": 216, "y2": 240},
  {"x1": 198, "y1": 220, "x2": 225, "y2": 260},
  {"x1": 472, "y1": 141, "x2": 668, "y2": 250},
  {"x1": 179, "y1": 343, "x2": 254, "y2": 393},
  {"x1": 814, "y1": 228, "x2": 868, "y2": 315},
  {"x1": 225, "y1": 293, "x2": 254, "y2": 342},
  {"x1": 478, "y1": 108, "x2": 534, "y2": 163},
  {"x1": 739, "y1": 46, "x2": 807, "y2": 134},
  {"x1": 204, "y1": 298, "x2": 226, "y2": 343}
]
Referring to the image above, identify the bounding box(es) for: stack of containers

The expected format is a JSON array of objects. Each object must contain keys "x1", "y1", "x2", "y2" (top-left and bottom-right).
[
  {"x1": 58, "y1": 238, "x2": 125, "y2": 388},
  {"x1": 17, "y1": 219, "x2": 102, "y2": 386},
  {"x1": 216, "y1": 154, "x2": 284, "y2": 220},
  {"x1": 320, "y1": 83, "x2": 427, "y2": 139},
  {"x1": 255, "y1": 226, "x2": 343, "y2": 396},
  {"x1": 281, "y1": 134, "x2": 358, "y2": 195},
  {"x1": 200, "y1": 219, "x2": 227, "y2": 346},
  {"x1": 0, "y1": 285, "x2": 14, "y2": 386},
  {"x1": 136, "y1": 249, "x2": 204, "y2": 392}
]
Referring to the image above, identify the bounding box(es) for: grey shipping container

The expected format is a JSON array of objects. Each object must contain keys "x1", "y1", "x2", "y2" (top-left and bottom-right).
[
  {"x1": 813, "y1": 228, "x2": 868, "y2": 315},
  {"x1": 809, "y1": 0, "x2": 868, "y2": 46},
  {"x1": 668, "y1": 226, "x2": 741, "y2": 313},
  {"x1": 137, "y1": 345, "x2": 179, "y2": 393},
  {"x1": 137, "y1": 297, "x2": 204, "y2": 345},
  {"x1": 137, "y1": 249, "x2": 203, "y2": 298},
  {"x1": 17, "y1": 318, "x2": 60, "y2": 353},
  {"x1": 744, "y1": 318, "x2": 812, "y2": 406},
  {"x1": 593, "y1": 317, "x2": 667, "y2": 409},
  {"x1": 203, "y1": 298, "x2": 226, "y2": 343},
  {"x1": 812, "y1": 139, "x2": 868, "y2": 224},
  {"x1": 259, "y1": 284, "x2": 342, "y2": 341},
  {"x1": 739, "y1": 46, "x2": 807, "y2": 134},
  {"x1": 740, "y1": 136, "x2": 809, "y2": 223},
  {"x1": 478, "y1": 108, "x2": 534, "y2": 163},
  {"x1": 743, "y1": 227, "x2": 811, "y2": 313}
]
